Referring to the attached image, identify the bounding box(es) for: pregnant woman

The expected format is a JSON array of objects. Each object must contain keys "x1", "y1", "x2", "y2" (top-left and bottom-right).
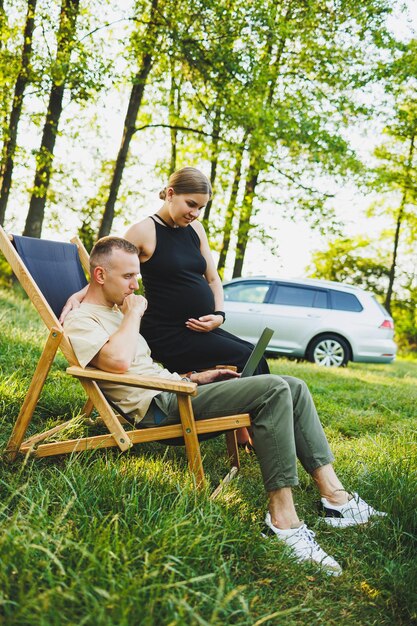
[{"x1": 130, "y1": 167, "x2": 269, "y2": 377}]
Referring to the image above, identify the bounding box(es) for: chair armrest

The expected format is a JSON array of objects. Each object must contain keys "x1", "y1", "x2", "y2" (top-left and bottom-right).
[{"x1": 66, "y1": 365, "x2": 198, "y2": 396}]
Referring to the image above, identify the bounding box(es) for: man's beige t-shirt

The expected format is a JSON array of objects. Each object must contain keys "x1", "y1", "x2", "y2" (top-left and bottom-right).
[{"x1": 64, "y1": 302, "x2": 181, "y2": 422}]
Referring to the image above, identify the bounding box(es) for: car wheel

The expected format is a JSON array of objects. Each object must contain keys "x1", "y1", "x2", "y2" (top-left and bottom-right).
[{"x1": 306, "y1": 334, "x2": 350, "y2": 367}]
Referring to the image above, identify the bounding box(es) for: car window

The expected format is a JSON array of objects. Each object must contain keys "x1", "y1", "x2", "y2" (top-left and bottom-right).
[
  {"x1": 313, "y1": 290, "x2": 328, "y2": 309},
  {"x1": 224, "y1": 282, "x2": 270, "y2": 303},
  {"x1": 272, "y1": 285, "x2": 328, "y2": 309},
  {"x1": 330, "y1": 290, "x2": 363, "y2": 312}
]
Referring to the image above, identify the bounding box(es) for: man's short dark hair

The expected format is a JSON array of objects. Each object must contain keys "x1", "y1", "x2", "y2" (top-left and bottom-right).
[{"x1": 90, "y1": 237, "x2": 138, "y2": 272}]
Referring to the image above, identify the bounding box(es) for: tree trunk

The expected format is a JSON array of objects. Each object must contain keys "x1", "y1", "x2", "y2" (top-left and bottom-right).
[
  {"x1": 384, "y1": 135, "x2": 415, "y2": 312},
  {"x1": 169, "y1": 64, "x2": 179, "y2": 173},
  {"x1": 232, "y1": 160, "x2": 258, "y2": 278},
  {"x1": 202, "y1": 107, "x2": 221, "y2": 226},
  {"x1": 384, "y1": 201, "x2": 404, "y2": 314},
  {"x1": 217, "y1": 139, "x2": 246, "y2": 278},
  {"x1": 23, "y1": 0, "x2": 79, "y2": 238},
  {"x1": 97, "y1": 0, "x2": 159, "y2": 238},
  {"x1": 0, "y1": 0, "x2": 36, "y2": 226}
]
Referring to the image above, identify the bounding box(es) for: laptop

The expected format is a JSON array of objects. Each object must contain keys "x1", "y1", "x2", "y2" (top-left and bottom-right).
[{"x1": 240, "y1": 327, "x2": 274, "y2": 378}]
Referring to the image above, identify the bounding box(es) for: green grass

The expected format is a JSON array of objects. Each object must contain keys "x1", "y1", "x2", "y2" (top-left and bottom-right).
[{"x1": 0, "y1": 286, "x2": 416, "y2": 625}]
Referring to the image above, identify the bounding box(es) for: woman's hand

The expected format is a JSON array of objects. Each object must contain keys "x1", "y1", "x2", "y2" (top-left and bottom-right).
[
  {"x1": 59, "y1": 285, "x2": 89, "y2": 324},
  {"x1": 59, "y1": 293, "x2": 83, "y2": 323},
  {"x1": 185, "y1": 314, "x2": 224, "y2": 333}
]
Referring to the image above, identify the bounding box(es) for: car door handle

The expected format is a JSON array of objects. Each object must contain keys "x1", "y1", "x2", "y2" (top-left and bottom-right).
[
  {"x1": 248, "y1": 307, "x2": 262, "y2": 312},
  {"x1": 307, "y1": 314, "x2": 321, "y2": 318}
]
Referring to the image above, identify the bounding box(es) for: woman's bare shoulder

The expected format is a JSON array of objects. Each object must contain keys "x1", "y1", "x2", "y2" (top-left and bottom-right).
[
  {"x1": 124, "y1": 217, "x2": 154, "y2": 245},
  {"x1": 124, "y1": 216, "x2": 156, "y2": 258},
  {"x1": 190, "y1": 219, "x2": 207, "y2": 237}
]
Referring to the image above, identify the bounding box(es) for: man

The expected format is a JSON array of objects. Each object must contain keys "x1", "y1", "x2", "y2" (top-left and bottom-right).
[{"x1": 64, "y1": 236, "x2": 386, "y2": 576}]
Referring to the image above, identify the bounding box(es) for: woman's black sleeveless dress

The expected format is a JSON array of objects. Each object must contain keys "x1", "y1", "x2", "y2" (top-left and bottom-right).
[{"x1": 139, "y1": 216, "x2": 269, "y2": 375}]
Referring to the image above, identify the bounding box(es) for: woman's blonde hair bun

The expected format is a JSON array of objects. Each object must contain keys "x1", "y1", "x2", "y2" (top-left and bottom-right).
[{"x1": 160, "y1": 167, "x2": 212, "y2": 199}]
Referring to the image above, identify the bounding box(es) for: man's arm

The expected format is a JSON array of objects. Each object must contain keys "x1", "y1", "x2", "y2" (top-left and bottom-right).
[{"x1": 90, "y1": 294, "x2": 147, "y2": 373}]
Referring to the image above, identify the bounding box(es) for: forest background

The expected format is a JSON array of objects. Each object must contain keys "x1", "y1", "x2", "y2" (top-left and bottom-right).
[{"x1": 0, "y1": 0, "x2": 416, "y2": 351}]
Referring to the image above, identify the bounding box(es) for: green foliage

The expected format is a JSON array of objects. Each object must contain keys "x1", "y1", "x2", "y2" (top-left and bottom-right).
[
  {"x1": 372, "y1": 102, "x2": 417, "y2": 199},
  {"x1": 0, "y1": 2, "x2": 24, "y2": 127},
  {"x1": 307, "y1": 235, "x2": 390, "y2": 297},
  {"x1": 391, "y1": 287, "x2": 417, "y2": 352},
  {"x1": 30, "y1": 0, "x2": 113, "y2": 106},
  {"x1": 0, "y1": 286, "x2": 416, "y2": 624},
  {"x1": 365, "y1": 85, "x2": 417, "y2": 311},
  {"x1": 0, "y1": 251, "x2": 13, "y2": 287},
  {"x1": 0, "y1": 1, "x2": 415, "y2": 286},
  {"x1": 125, "y1": 0, "x2": 398, "y2": 274}
]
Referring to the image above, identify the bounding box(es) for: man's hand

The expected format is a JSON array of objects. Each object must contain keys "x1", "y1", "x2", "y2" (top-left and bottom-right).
[
  {"x1": 120, "y1": 294, "x2": 147, "y2": 317},
  {"x1": 185, "y1": 314, "x2": 223, "y2": 333},
  {"x1": 90, "y1": 294, "x2": 148, "y2": 373},
  {"x1": 190, "y1": 368, "x2": 240, "y2": 385}
]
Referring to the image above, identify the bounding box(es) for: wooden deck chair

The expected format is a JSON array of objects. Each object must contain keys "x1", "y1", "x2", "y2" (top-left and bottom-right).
[{"x1": 0, "y1": 226, "x2": 251, "y2": 491}]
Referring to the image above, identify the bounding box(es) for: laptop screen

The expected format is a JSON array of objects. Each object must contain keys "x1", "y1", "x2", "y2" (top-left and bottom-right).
[{"x1": 240, "y1": 327, "x2": 274, "y2": 378}]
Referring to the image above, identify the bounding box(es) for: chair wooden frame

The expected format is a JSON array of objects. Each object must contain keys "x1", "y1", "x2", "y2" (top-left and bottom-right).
[{"x1": 0, "y1": 226, "x2": 251, "y2": 489}]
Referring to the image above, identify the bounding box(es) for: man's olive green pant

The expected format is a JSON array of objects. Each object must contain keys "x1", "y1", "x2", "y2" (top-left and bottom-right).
[{"x1": 141, "y1": 374, "x2": 334, "y2": 492}]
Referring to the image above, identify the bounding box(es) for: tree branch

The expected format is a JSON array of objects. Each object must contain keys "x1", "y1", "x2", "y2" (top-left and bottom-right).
[
  {"x1": 133, "y1": 122, "x2": 220, "y2": 140},
  {"x1": 263, "y1": 168, "x2": 335, "y2": 197}
]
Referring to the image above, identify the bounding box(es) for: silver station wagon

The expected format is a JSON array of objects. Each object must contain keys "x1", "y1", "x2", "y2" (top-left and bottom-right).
[{"x1": 222, "y1": 277, "x2": 397, "y2": 367}]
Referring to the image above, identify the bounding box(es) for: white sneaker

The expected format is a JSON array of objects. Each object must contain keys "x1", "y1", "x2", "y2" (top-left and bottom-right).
[
  {"x1": 319, "y1": 492, "x2": 387, "y2": 527},
  {"x1": 263, "y1": 512, "x2": 342, "y2": 576}
]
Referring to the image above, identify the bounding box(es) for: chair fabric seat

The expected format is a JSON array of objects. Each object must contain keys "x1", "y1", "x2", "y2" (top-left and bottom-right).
[{"x1": 13, "y1": 235, "x2": 88, "y2": 318}]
